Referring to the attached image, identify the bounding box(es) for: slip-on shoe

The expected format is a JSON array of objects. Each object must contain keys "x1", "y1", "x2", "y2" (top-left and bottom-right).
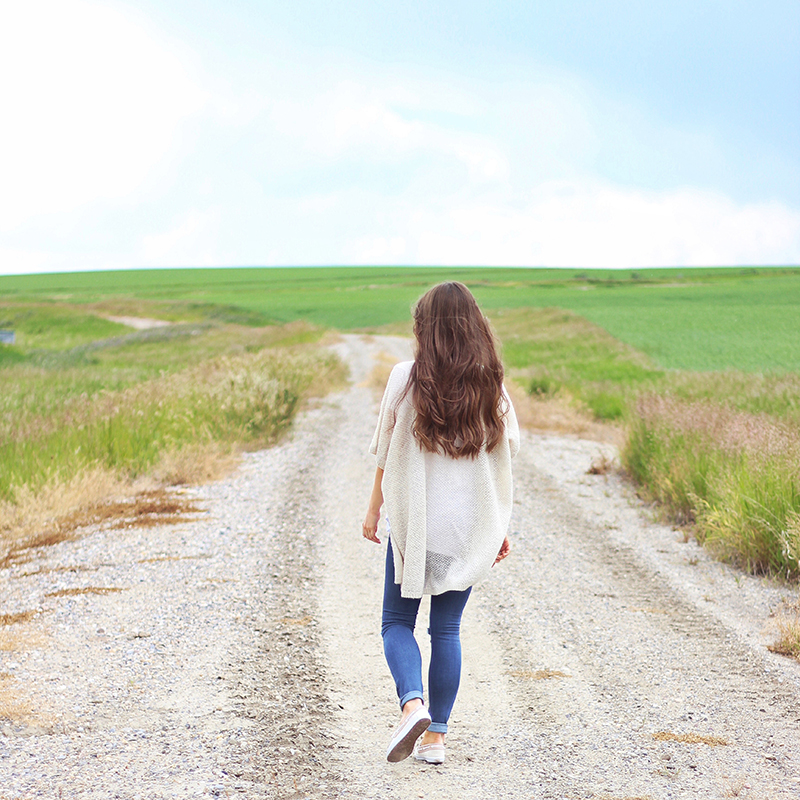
[
  {"x1": 413, "y1": 740, "x2": 445, "y2": 764},
  {"x1": 386, "y1": 706, "x2": 431, "y2": 763}
]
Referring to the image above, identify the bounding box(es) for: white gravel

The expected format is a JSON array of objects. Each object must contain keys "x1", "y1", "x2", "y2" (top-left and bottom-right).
[{"x1": 1, "y1": 333, "x2": 799, "y2": 799}]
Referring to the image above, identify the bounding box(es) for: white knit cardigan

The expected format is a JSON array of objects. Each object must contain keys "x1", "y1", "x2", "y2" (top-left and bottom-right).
[{"x1": 370, "y1": 360, "x2": 520, "y2": 598}]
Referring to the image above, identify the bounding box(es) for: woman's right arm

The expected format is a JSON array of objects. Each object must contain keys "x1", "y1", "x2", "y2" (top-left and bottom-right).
[
  {"x1": 494, "y1": 536, "x2": 510, "y2": 565},
  {"x1": 362, "y1": 466, "x2": 384, "y2": 544}
]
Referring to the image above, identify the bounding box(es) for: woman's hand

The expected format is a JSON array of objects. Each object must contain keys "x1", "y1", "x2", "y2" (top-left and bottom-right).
[
  {"x1": 362, "y1": 508, "x2": 381, "y2": 543},
  {"x1": 362, "y1": 466, "x2": 384, "y2": 544},
  {"x1": 494, "y1": 535, "x2": 510, "y2": 565}
]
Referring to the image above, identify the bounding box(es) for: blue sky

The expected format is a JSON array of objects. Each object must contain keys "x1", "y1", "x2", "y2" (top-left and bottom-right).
[{"x1": 1, "y1": 0, "x2": 799, "y2": 273}]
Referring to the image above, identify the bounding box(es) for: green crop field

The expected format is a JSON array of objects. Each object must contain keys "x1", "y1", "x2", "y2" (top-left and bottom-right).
[{"x1": 2, "y1": 265, "x2": 800, "y2": 371}]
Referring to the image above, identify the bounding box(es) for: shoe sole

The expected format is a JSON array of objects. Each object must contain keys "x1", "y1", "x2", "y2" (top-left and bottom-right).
[
  {"x1": 386, "y1": 717, "x2": 431, "y2": 763},
  {"x1": 414, "y1": 754, "x2": 445, "y2": 764}
]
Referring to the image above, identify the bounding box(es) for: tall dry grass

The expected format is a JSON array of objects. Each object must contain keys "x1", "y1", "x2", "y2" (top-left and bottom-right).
[
  {"x1": 623, "y1": 395, "x2": 800, "y2": 578},
  {"x1": 1, "y1": 345, "x2": 345, "y2": 561},
  {"x1": 2, "y1": 347, "x2": 342, "y2": 499}
]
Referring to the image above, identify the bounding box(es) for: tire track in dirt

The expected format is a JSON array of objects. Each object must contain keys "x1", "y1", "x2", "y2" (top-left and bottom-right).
[{"x1": 224, "y1": 420, "x2": 338, "y2": 798}]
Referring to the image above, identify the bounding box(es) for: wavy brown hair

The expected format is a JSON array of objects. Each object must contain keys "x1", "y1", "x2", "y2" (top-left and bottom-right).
[{"x1": 403, "y1": 282, "x2": 506, "y2": 458}]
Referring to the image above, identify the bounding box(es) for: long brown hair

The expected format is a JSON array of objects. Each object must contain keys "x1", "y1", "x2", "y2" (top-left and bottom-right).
[{"x1": 404, "y1": 282, "x2": 505, "y2": 458}]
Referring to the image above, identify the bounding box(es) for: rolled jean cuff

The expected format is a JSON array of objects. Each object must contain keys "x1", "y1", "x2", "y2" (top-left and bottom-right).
[
  {"x1": 399, "y1": 690, "x2": 423, "y2": 709},
  {"x1": 428, "y1": 722, "x2": 447, "y2": 734}
]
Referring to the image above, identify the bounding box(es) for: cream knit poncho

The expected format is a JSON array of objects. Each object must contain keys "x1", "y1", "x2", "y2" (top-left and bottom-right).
[{"x1": 370, "y1": 360, "x2": 520, "y2": 598}]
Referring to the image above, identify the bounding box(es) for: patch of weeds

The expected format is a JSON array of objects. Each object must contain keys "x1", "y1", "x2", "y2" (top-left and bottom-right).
[
  {"x1": 623, "y1": 395, "x2": 800, "y2": 579},
  {"x1": 0, "y1": 611, "x2": 38, "y2": 626},
  {"x1": 768, "y1": 603, "x2": 800, "y2": 660},
  {"x1": 0, "y1": 673, "x2": 32, "y2": 722},
  {"x1": 529, "y1": 376, "x2": 559, "y2": 396},
  {"x1": 507, "y1": 668, "x2": 570, "y2": 680},
  {"x1": 587, "y1": 452, "x2": 615, "y2": 475},
  {"x1": 652, "y1": 731, "x2": 727, "y2": 746},
  {"x1": 45, "y1": 587, "x2": 124, "y2": 598},
  {"x1": 585, "y1": 390, "x2": 627, "y2": 421},
  {"x1": 1, "y1": 489, "x2": 204, "y2": 569},
  {"x1": 138, "y1": 553, "x2": 210, "y2": 564},
  {"x1": 1, "y1": 341, "x2": 343, "y2": 506}
]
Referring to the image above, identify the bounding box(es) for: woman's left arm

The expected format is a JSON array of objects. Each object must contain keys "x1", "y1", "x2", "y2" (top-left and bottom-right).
[{"x1": 362, "y1": 466, "x2": 384, "y2": 543}]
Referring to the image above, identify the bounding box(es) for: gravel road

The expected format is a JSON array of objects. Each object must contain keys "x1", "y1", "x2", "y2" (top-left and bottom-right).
[{"x1": 1, "y1": 334, "x2": 799, "y2": 800}]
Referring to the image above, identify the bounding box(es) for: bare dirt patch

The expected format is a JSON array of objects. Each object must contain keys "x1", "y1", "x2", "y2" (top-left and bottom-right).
[{"x1": 104, "y1": 315, "x2": 172, "y2": 330}]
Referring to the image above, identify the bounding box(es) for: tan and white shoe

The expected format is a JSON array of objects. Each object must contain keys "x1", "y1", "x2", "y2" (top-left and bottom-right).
[
  {"x1": 413, "y1": 740, "x2": 445, "y2": 764},
  {"x1": 386, "y1": 706, "x2": 431, "y2": 763}
]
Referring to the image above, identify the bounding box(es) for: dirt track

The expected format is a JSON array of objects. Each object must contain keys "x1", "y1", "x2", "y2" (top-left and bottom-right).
[{"x1": 1, "y1": 334, "x2": 799, "y2": 799}]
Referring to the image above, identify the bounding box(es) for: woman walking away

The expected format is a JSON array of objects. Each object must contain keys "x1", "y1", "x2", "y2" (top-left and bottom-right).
[{"x1": 362, "y1": 282, "x2": 519, "y2": 764}]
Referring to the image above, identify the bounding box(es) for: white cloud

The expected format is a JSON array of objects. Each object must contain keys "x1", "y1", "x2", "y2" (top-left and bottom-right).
[
  {"x1": 269, "y1": 78, "x2": 510, "y2": 184},
  {"x1": 140, "y1": 208, "x2": 222, "y2": 266},
  {"x1": 350, "y1": 235, "x2": 407, "y2": 263},
  {"x1": 0, "y1": 246, "x2": 55, "y2": 275},
  {"x1": 0, "y1": 0, "x2": 207, "y2": 232},
  {"x1": 408, "y1": 184, "x2": 800, "y2": 267}
]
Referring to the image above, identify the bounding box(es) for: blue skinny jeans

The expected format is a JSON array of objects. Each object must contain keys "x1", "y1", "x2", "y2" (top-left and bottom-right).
[{"x1": 381, "y1": 543, "x2": 471, "y2": 734}]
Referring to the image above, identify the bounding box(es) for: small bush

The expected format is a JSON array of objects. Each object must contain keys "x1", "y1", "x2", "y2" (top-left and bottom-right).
[
  {"x1": 0, "y1": 346, "x2": 25, "y2": 366},
  {"x1": 585, "y1": 390, "x2": 627, "y2": 421},
  {"x1": 769, "y1": 610, "x2": 800, "y2": 660},
  {"x1": 529, "y1": 376, "x2": 559, "y2": 396}
]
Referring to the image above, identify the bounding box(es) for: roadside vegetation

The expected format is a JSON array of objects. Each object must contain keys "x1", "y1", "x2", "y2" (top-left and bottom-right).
[
  {"x1": 0, "y1": 300, "x2": 344, "y2": 564},
  {"x1": 2, "y1": 266, "x2": 799, "y2": 591},
  {"x1": 625, "y1": 395, "x2": 799, "y2": 578},
  {"x1": 488, "y1": 305, "x2": 800, "y2": 583}
]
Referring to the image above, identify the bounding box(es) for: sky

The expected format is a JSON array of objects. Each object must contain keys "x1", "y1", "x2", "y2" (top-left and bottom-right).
[{"x1": 1, "y1": 0, "x2": 799, "y2": 274}]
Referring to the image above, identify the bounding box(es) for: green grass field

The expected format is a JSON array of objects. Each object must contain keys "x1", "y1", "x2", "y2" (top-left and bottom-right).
[
  {"x1": 2, "y1": 265, "x2": 800, "y2": 371},
  {"x1": 2, "y1": 264, "x2": 800, "y2": 579}
]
